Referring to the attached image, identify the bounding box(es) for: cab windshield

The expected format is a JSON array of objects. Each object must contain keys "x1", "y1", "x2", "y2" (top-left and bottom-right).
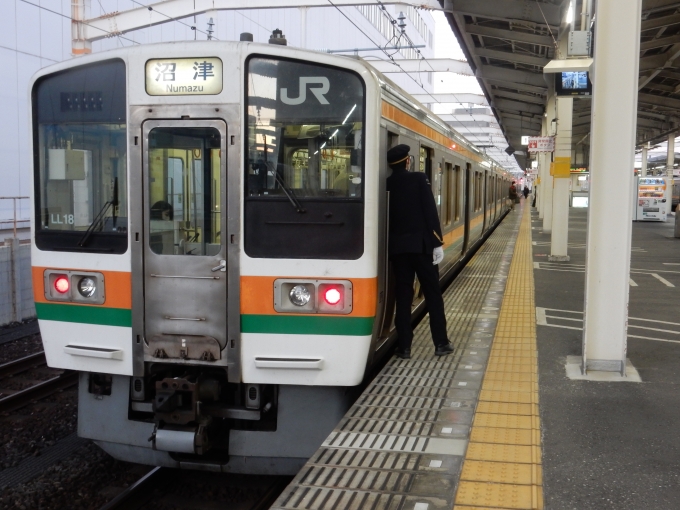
[
  {"x1": 33, "y1": 60, "x2": 127, "y2": 253},
  {"x1": 244, "y1": 57, "x2": 366, "y2": 259}
]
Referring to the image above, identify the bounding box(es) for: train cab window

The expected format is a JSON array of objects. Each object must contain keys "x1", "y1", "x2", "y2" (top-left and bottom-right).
[
  {"x1": 147, "y1": 127, "x2": 222, "y2": 256},
  {"x1": 245, "y1": 56, "x2": 365, "y2": 259},
  {"x1": 33, "y1": 59, "x2": 127, "y2": 253},
  {"x1": 387, "y1": 131, "x2": 399, "y2": 149},
  {"x1": 245, "y1": 57, "x2": 364, "y2": 200}
]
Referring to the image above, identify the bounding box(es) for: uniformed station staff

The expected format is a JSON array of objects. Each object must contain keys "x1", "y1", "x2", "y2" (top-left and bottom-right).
[{"x1": 386, "y1": 144, "x2": 454, "y2": 359}]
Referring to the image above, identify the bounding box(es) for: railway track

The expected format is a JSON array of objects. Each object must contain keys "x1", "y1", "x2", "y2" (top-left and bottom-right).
[
  {"x1": 99, "y1": 467, "x2": 291, "y2": 510},
  {"x1": 0, "y1": 351, "x2": 78, "y2": 414},
  {"x1": 0, "y1": 320, "x2": 40, "y2": 346}
]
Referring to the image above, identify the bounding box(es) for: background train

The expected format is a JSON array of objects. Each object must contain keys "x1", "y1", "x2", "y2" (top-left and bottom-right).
[{"x1": 30, "y1": 39, "x2": 511, "y2": 473}]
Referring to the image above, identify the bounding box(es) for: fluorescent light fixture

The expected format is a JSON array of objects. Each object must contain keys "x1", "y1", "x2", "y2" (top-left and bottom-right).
[
  {"x1": 331, "y1": 129, "x2": 339, "y2": 138},
  {"x1": 342, "y1": 104, "x2": 357, "y2": 124},
  {"x1": 566, "y1": 1, "x2": 574, "y2": 25},
  {"x1": 320, "y1": 142, "x2": 327, "y2": 149}
]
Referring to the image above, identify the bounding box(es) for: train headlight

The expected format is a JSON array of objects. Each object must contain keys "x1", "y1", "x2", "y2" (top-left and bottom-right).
[
  {"x1": 289, "y1": 285, "x2": 312, "y2": 307},
  {"x1": 77, "y1": 277, "x2": 97, "y2": 298}
]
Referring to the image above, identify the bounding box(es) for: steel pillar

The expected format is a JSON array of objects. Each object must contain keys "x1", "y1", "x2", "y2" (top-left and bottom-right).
[
  {"x1": 583, "y1": 0, "x2": 642, "y2": 374},
  {"x1": 666, "y1": 134, "x2": 675, "y2": 214},
  {"x1": 542, "y1": 95, "x2": 556, "y2": 233},
  {"x1": 641, "y1": 146, "x2": 648, "y2": 177},
  {"x1": 550, "y1": 97, "x2": 573, "y2": 261}
]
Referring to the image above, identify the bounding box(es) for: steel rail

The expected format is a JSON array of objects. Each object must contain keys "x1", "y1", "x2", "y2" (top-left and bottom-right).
[
  {"x1": 99, "y1": 467, "x2": 171, "y2": 510},
  {"x1": 0, "y1": 371, "x2": 78, "y2": 414},
  {"x1": 250, "y1": 477, "x2": 293, "y2": 510},
  {"x1": 0, "y1": 351, "x2": 47, "y2": 379}
]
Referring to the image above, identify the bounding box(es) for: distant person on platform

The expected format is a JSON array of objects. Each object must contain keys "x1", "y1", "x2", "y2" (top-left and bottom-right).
[
  {"x1": 509, "y1": 181, "x2": 519, "y2": 209},
  {"x1": 523, "y1": 185, "x2": 530, "y2": 199},
  {"x1": 386, "y1": 144, "x2": 454, "y2": 359}
]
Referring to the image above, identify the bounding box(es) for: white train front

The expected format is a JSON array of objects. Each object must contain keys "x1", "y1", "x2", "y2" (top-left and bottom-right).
[{"x1": 30, "y1": 40, "x2": 511, "y2": 473}]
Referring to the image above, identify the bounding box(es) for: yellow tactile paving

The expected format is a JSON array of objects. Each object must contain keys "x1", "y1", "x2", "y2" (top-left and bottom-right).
[
  {"x1": 454, "y1": 205, "x2": 543, "y2": 510},
  {"x1": 461, "y1": 460, "x2": 542, "y2": 485},
  {"x1": 472, "y1": 413, "x2": 536, "y2": 430},
  {"x1": 479, "y1": 390, "x2": 537, "y2": 405},
  {"x1": 465, "y1": 443, "x2": 541, "y2": 464},
  {"x1": 475, "y1": 402, "x2": 538, "y2": 416},
  {"x1": 456, "y1": 481, "x2": 543, "y2": 509},
  {"x1": 469, "y1": 427, "x2": 536, "y2": 446},
  {"x1": 481, "y1": 381, "x2": 537, "y2": 392}
]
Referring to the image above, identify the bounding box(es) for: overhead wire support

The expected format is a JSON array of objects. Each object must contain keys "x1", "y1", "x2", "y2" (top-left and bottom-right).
[
  {"x1": 130, "y1": 0, "x2": 219, "y2": 40},
  {"x1": 20, "y1": 0, "x2": 140, "y2": 46},
  {"x1": 360, "y1": 0, "x2": 516, "y2": 168}
]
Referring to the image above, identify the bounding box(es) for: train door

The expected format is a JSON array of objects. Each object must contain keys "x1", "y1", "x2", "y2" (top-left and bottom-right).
[{"x1": 142, "y1": 120, "x2": 228, "y2": 363}]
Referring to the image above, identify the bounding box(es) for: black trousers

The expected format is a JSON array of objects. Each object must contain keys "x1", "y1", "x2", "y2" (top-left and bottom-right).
[{"x1": 392, "y1": 252, "x2": 449, "y2": 351}]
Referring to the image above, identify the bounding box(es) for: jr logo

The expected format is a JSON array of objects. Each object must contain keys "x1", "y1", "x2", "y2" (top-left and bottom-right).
[{"x1": 280, "y1": 77, "x2": 330, "y2": 105}]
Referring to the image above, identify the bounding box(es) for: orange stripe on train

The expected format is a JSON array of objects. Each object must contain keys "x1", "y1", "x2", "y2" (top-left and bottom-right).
[{"x1": 381, "y1": 102, "x2": 483, "y2": 163}]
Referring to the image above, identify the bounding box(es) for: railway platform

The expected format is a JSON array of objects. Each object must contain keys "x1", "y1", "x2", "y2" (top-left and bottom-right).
[{"x1": 271, "y1": 200, "x2": 680, "y2": 510}]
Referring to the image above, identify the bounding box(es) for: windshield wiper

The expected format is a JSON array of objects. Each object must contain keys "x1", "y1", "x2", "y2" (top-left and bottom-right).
[
  {"x1": 273, "y1": 170, "x2": 306, "y2": 214},
  {"x1": 78, "y1": 178, "x2": 119, "y2": 247}
]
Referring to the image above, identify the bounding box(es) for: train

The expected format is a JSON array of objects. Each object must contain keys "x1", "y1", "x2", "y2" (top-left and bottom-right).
[{"x1": 29, "y1": 39, "x2": 512, "y2": 474}]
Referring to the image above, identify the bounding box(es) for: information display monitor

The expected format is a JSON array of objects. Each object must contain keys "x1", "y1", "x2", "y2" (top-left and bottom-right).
[{"x1": 555, "y1": 71, "x2": 592, "y2": 96}]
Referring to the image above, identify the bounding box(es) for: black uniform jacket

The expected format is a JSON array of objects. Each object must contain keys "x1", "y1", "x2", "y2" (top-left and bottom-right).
[{"x1": 386, "y1": 168, "x2": 444, "y2": 256}]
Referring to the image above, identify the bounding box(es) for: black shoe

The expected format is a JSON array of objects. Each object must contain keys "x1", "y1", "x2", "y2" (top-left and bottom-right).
[
  {"x1": 434, "y1": 343, "x2": 454, "y2": 356},
  {"x1": 395, "y1": 348, "x2": 411, "y2": 359}
]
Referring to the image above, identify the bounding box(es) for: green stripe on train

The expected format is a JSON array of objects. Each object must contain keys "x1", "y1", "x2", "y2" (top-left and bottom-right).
[
  {"x1": 241, "y1": 314, "x2": 374, "y2": 336},
  {"x1": 35, "y1": 302, "x2": 132, "y2": 328}
]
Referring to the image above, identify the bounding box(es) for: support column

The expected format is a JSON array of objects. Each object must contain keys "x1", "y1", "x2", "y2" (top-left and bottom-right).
[
  {"x1": 542, "y1": 96, "x2": 556, "y2": 233},
  {"x1": 583, "y1": 0, "x2": 642, "y2": 374},
  {"x1": 641, "y1": 145, "x2": 648, "y2": 177},
  {"x1": 550, "y1": 97, "x2": 573, "y2": 261},
  {"x1": 666, "y1": 133, "x2": 675, "y2": 215}
]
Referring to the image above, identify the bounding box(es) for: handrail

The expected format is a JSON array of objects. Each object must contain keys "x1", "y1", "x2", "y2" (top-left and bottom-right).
[{"x1": 0, "y1": 196, "x2": 29, "y2": 238}]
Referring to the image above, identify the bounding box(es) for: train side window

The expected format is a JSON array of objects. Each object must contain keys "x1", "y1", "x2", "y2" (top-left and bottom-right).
[
  {"x1": 443, "y1": 162, "x2": 452, "y2": 225},
  {"x1": 487, "y1": 173, "x2": 492, "y2": 206},
  {"x1": 387, "y1": 132, "x2": 399, "y2": 149},
  {"x1": 454, "y1": 165, "x2": 461, "y2": 221},
  {"x1": 419, "y1": 146, "x2": 433, "y2": 183}
]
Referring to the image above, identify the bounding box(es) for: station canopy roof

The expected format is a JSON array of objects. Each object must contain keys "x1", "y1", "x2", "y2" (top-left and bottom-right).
[{"x1": 441, "y1": 0, "x2": 680, "y2": 166}]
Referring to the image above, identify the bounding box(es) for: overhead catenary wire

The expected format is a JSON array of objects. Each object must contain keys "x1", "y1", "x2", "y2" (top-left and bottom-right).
[
  {"x1": 130, "y1": 0, "x2": 219, "y2": 40},
  {"x1": 329, "y1": 0, "x2": 488, "y2": 147},
  {"x1": 19, "y1": 0, "x2": 140, "y2": 45},
  {"x1": 348, "y1": 1, "x2": 519, "y2": 169},
  {"x1": 369, "y1": 1, "x2": 520, "y2": 169}
]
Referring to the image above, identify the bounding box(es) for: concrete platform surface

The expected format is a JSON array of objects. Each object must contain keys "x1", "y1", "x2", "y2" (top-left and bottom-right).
[{"x1": 533, "y1": 205, "x2": 680, "y2": 509}]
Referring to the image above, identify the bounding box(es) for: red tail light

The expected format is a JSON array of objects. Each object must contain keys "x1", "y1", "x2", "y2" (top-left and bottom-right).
[
  {"x1": 324, "y1": 287, "x2": 342, "y2": 305},
  {"x1": 54, "y1": 276, "x2": 70, "y2": 294}
]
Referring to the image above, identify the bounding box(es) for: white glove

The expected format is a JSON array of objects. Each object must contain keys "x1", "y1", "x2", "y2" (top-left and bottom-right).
[{"x1": 432, "y1": 246, "x2": 444, "y2": 265}]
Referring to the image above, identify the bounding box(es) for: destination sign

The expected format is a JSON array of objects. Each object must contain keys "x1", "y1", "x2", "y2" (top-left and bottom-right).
[{"x1": 145, "y1": 57, "x2": 223, "y2": 96}]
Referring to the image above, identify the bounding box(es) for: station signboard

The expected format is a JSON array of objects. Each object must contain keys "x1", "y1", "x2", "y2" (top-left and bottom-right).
[
  {"x1": 145, "y1": 57, "x2": 223, "y2": 96},
  {"x1": 527, "y1": 136, "x2": 555, "y2": 153}
]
